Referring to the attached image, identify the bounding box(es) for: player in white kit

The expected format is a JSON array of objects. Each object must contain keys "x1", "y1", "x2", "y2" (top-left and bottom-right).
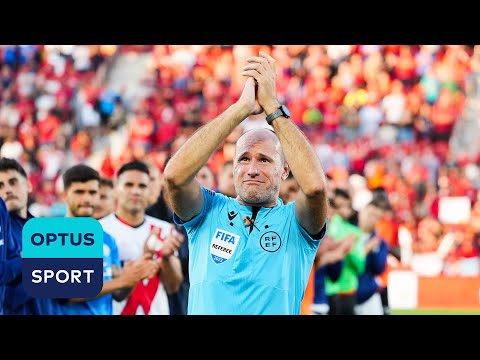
[{"x1": 100, "y1": 161, "x2": 184, "y2": 315}]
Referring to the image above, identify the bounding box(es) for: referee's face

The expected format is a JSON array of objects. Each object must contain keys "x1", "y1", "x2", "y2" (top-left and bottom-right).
[{"x1": 234, "y1": 129, "x2": 288, "y2": 207}]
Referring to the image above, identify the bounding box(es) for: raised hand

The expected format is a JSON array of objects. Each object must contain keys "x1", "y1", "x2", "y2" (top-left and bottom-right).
[
  {"x1": 144, "y1": 226, "x2": 162, "y2": 255},
  {"x1": 161, "y1": 228, "x2": 185, "y2": 258},
  {"x1": 241, "y1": 52, "x2": 280, "y2": 114},
  {"x1": 364, "y1": 236, "x2": 381, "y2": 254},
  {"x1": 120, "y1": 254, "x2": 162, "y2": 285},
  {"x1": 237, "y1": 76, "x2": 263, "y2": 116}
]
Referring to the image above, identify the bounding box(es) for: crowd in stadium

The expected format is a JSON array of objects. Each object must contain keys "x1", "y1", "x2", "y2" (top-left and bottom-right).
[{"x1": 0, "y1": 44, "x2": 479, "y2": 315}]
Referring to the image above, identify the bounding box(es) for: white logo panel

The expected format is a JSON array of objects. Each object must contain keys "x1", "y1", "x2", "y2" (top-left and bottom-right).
[{"x1": 210, "y1": 228, "x2": 240, "y2": 264}]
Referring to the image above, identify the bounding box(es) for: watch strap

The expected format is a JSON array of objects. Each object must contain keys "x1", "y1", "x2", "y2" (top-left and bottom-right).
[{"x1": 266, "y1": 108, "x2": 283, "y2": 125}]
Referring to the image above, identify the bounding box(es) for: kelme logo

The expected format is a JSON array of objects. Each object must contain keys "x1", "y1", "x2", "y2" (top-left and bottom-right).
[{"x1": 22, "y1": 217, "x2": 104, "y2": 298}]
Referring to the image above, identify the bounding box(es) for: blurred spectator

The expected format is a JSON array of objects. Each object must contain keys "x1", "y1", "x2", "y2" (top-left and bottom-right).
[
  {"x1": 332, "y1": 187, "x2": 358, "y2": 226},
  {"x1": 144, "y1": 159, "x2": 189, "y2": 315},
  {"x1": 100, "y1": 160, "x2": 184, "y2": 315},
  {"x1": 355, "y1": 198, "x2": 390, "y2": 315},
  {"x1": 325, "y1": 212, "x2": 365, "y2": 315},
  {"x1": 93, "y1": 177, "x2": 115, "y2": 220},
  {"x1": 311, "y1": 203, "x2": 352, "y2": 315},
  {"x1": 216, "y1": 160, "x2": 236, "y2": 198},
  {"x1": 196, "y1": 164, "x2": 216, "y2": 189},
  {"x1": 0, "y1": 157, "x2": 58, "y2": 314},
  {"x1": 279, "y1": 172, "x2": 300, "y2": 205}
]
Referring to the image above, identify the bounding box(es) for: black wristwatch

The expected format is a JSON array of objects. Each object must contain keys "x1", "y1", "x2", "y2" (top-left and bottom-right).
[{"x1": 265, "y1": 105, "x2": 291, "y2": 125}]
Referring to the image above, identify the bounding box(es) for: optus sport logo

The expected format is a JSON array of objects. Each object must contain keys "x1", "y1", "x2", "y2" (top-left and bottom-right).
[{"x1": 22, "y1": 218, "x2": 103, "y2": 298}]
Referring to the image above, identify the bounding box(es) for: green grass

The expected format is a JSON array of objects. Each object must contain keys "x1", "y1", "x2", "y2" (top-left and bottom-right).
[{"x1": 392, "y1": 308, "x2": 480, "y2": 315}]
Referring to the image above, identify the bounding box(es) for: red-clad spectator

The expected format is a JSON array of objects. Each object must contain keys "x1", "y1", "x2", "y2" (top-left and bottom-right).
[
  {"x1": 36, "y1": 110, "x2": 61, "y2": 147},
  {"x1": 394, "y1": 45, "x2": 417, "y2": 87},
  {"x1": 69, "y1": 129, "x2": 92, "y2": 163},
  {"x1": 128, "y1": 107, "x2": 155, "y2": 151}
]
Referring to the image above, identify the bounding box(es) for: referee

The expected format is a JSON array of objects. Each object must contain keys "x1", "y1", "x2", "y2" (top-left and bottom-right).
[{"x1": 165, "y1": 52, "x2": 329, "y2": 315}]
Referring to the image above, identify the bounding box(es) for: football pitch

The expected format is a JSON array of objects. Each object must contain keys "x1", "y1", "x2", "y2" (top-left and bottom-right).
[{"x1": 392, "y1": 308, "x2": 480, "y2": 315}]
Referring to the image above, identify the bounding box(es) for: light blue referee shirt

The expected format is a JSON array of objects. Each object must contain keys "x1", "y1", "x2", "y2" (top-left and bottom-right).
[{"x1": 174, "y1": 187, "x2": 326, "y2": 315}]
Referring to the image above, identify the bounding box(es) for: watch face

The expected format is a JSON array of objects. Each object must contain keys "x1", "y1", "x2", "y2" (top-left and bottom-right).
[{"x1": 280, "y1": 105, "x2": 291, "y2": 118}]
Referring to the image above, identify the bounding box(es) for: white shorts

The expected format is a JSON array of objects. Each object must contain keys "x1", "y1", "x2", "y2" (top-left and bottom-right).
[
  {"x1": 354, "y1": 292, "x2": 383, "y2": 315},
  {"x1": 310, "y1": 303, "x2": 329, "y2": 315}
]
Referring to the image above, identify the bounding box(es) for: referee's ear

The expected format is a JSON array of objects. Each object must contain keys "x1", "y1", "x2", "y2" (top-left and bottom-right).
[{"x1": 281, "y1": 164, "x2": 290, "y2": 181}]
